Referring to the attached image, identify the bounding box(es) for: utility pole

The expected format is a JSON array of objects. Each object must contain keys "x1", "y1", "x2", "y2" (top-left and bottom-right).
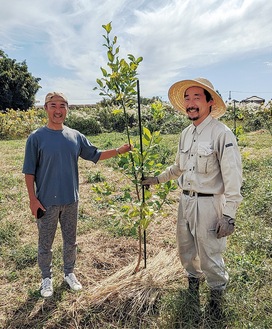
[
  {"x1": 233, "y1": 100, "x2": 237, "y2": 135},
  {"x1": 228, "y1": 91, "x2": 231, "y2": 101}
]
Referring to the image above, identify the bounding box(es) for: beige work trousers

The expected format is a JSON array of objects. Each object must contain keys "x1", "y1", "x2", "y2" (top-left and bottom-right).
[{"x1": 177, "y1": 193, "x2": 229, "y2": 290}]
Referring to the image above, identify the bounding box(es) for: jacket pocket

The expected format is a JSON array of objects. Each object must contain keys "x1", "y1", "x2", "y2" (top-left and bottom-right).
[
  {"x1": 196, "y1": 143, "x2": 216, "y2": 174},
  {"x1": 179, "y1": 148, "x2": 190, "y2": 170}
]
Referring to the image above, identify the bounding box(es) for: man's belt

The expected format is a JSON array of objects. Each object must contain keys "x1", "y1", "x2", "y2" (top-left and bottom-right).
[{"x1": 183, "y1": 190, "x2": 213, "y2": 197}]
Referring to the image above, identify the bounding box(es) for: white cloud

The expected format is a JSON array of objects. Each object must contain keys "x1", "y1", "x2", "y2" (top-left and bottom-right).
[
  {"x1": 265, "y1": 61, "x2": 272, "y2": 67},
  {"x1": 1, "y1": 0, "x2": 272, "y2": 103}
]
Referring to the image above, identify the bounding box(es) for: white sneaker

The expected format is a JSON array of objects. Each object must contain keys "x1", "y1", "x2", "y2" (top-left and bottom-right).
[
  {"x1": 64, "y1": 273, "x2": 82, "y2": 291},
  {"x1": 40, "y1": 277, "x2": 53, "y2": 297}
]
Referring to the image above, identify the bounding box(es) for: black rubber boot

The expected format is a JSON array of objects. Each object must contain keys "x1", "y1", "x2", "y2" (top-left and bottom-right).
[
  {"x1": 188, "y1": 277, "x2": 200, "y2": 299},
  {"x1": 182, "y1": 277, "x2": 201, "y2": 324},
  {"x1": 208, "y1": 289, "x2": 224, "y2": 319}
]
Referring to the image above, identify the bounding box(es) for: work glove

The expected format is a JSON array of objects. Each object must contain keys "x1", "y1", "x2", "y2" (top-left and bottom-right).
[
  {"x1": 216, "y1": 215, "x2": 235, "y2": 239},
  {"x1": 141, "y1": 177, "x2": 159, "y2": 187}
]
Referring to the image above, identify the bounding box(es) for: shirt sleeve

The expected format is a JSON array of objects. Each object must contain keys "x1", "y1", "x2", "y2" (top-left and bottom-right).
[
  {"x1": 78, "y1": 133, "x2": 102, "y2": 163},
  {"x1": 217, "y1": 130, "x2": 243, "y2": 218},
  {"x1": 22, "y1": 133, "x2": 38, "y2": 175}
]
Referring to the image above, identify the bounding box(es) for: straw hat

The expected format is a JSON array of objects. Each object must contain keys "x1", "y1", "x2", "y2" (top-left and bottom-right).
[{"x1": 168, "y1": 77, "x2": 226, "y2": 119}]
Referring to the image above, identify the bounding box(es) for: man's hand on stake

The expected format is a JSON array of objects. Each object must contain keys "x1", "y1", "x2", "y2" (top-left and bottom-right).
[
  {"x1": 141, "y1": 177, "x2": 159, "y2": 189},
  {"x1": 216, "y1": 214, "x2": 235, "y2": 239}
]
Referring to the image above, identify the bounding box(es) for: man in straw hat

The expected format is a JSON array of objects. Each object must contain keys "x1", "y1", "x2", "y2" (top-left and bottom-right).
[
  {"x1": 23, "y1": 92, "x2": 132, "y2": 298},
  {"x1": 142, "y1": 78, "x2": 243, "y2": 316}
]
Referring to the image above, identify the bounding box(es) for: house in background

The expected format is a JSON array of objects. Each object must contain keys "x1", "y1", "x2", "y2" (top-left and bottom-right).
[{"x1": 241, "y1": 96, "x2": 265, "y2": 104}]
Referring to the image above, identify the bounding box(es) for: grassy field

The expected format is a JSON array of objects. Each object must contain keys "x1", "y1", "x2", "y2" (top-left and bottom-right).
[{"x1": 0, "y1": 130, "x2": 271, "y2": 329}]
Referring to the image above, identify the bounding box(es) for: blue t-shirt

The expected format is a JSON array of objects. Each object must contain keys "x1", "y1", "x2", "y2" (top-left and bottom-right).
[{"x1": 22, "y1": 126, "x2": 101, "y2": 207}]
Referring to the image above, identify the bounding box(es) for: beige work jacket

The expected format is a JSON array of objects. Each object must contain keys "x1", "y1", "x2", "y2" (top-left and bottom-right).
[{"x1": 158, "y1": 115, "x2": 243, "y2": 218}]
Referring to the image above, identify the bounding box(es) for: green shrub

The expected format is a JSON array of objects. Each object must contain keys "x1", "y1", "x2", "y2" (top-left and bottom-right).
[
  {"x1": 0, "y1": 108, "x2": 47, "y2": 139},
  {"x1": 97, "y1": 107, "x2": 137, "y2": 132},
  {"x1": 65, "y1": 112, "x2": 102, "y2": 135}
]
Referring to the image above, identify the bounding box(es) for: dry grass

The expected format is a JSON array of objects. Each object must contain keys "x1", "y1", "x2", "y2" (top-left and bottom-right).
[
  {"x1": 85, "y1": 249, "x2": 182, "y2": 306},
  {"x1": 78, "y1": 250, "x2": 183, "y2": 327}
]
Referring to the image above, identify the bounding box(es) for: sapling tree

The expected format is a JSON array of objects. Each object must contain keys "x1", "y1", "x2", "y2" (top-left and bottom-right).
[{"x1": 94, "y1": 22, "x2": 177, "y2": 272}]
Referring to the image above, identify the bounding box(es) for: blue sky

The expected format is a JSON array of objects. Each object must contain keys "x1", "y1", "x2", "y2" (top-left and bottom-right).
[{"x1": 1, "y1": 0, "x2": 272, "y2": 105}]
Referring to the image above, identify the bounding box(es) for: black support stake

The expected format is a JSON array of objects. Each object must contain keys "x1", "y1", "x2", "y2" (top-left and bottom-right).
[{"x1": 137, "y1": 79, "x2": 147, "y2": 269}]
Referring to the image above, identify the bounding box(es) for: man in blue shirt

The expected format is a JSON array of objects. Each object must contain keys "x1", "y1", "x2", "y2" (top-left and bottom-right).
[{"x1": 23, "y1": 92, "x2": 131, "y2": 298}]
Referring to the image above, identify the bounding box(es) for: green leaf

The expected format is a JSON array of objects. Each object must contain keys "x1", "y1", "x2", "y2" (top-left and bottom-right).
[
  {"x1": 128, "y1": 54, "x2": 138, "y2": 62},
  {"x1": 103, "y1": 22, "x2": 112, "y2": 33},
  {"x1": 101, "y1": 67, "x2": 108, "y2": 77},
  {"x1": 107, "y1": 51, "x2": 114, "y2": 63},
  {"x1": 96, "y1": 78, "x2": 103, "y2": 88},
  {"x1": 143, "y1": 127, "x2": 152, "y2": 144}
]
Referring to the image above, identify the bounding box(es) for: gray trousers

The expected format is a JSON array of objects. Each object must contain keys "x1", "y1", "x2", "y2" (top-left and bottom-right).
[
  {"x1": 177, "y1": 193, "x2": 229, "y2": 290},
  {"x1": 37, "y1": 201, "x2": 79, "y2": 279}
]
